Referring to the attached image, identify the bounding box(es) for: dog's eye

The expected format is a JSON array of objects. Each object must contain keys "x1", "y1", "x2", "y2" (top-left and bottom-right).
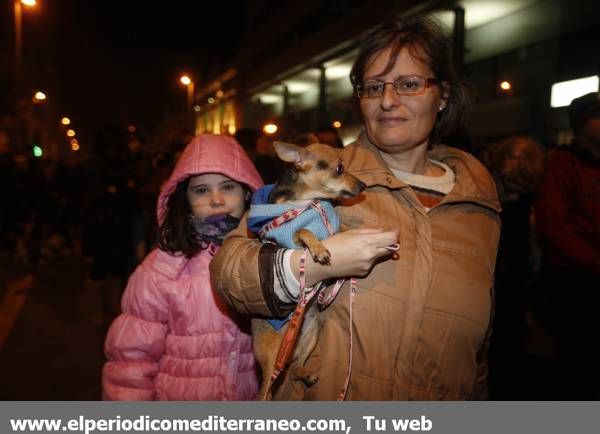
[{"x1": 336, "y1": 164, "x2": 344, "y2": 175}]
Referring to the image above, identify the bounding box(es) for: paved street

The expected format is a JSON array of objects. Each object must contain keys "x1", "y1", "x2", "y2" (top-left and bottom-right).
[{"x1": 0, "y1": 254, "x2": 109, "y2": 400}]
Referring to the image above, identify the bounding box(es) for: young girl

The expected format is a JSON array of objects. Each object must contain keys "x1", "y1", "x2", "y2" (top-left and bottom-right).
[{"x1": 102, "y1": 134, "x2": 263, "y2": 400}]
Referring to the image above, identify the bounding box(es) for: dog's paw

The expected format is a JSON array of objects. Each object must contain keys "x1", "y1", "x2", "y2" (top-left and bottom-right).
[
  {"x1": 293, "y1": 367, "x2": 320, "y2": 387},
  {"x1": 302, "y1": 374, "x2": 319, "y2": 387},
  {"x1": 312, "y1": 248, "x2": 331, "y2": 265}
]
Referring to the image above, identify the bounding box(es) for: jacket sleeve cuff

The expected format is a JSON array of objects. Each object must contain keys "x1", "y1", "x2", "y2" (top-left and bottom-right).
[
  {"x1": 273, "y1": 249, "x2": 300, "y2": 303},
  {"x1": 258, "y1": 243, "x2": 296, "y2": 317}
]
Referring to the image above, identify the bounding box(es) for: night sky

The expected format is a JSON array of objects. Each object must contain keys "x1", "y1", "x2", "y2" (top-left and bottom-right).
[{"x1": 2, "y1": 0, "x2": 247, "y2": 145}]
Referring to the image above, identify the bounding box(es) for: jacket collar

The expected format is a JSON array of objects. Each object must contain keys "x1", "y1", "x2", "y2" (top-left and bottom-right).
[{"x1": 342, "y1": 131, "x2": 501, "y2": 213}]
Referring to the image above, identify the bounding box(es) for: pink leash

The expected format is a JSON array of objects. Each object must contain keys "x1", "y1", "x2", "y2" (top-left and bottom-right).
[{"x1": 260, "y1": 201, "x2": 350, "y2": 400}]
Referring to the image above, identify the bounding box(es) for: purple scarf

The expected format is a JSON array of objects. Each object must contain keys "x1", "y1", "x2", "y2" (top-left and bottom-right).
[{"x1": 191, "y1": 214, "x2": 241, "y2": 247}]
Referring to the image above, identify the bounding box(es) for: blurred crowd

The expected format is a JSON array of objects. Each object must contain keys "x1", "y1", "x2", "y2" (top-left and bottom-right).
[
  {"x1": 481, "y1": 92, "x2": 599, "y2": 399},
  {"x1": 0, "y1": 126, "x2": 181, "y2": 325}
]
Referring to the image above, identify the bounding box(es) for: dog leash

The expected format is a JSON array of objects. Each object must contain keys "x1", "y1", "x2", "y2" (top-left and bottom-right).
[
  {"x1": 259, "y1": 200, "x2": 347, "y2": 309},
  {"x1": 260, "y1": 201, "x2": 399, "y2": 400},
  {"x1": 257, "y1": 202, "x2": 313, "y2": 240},
  {"x1": 260, "y1": 200, "x2": 355, "y2": 400},
  {"x1": 313, "y1": 197, "x2": 358, "y2": 400},
  {"x1": 266, "y1": 248, "x2": 315, "y2": 398}
]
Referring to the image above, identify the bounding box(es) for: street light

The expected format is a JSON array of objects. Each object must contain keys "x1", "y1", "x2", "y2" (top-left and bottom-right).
[
  {"x1": 60, "y1": 116, "x2": 71, "y2": 125},
  {"x1": 180, "y1": 75, "x2": 191, "y2": 86},
  {"x1": 32, "y1": 144, "x2": 42, "y2": 157},
  {"x1": 33, "y1": 90, "x2": 46, "y2": 102},
  {"x1": 262, "y1": 123, "x2": 278, "y2": 135},
  {"x1": 66, "y1": 129, "x2": 75, "y2": 137},
  {"x1": 179, "y1": 74, "x2": 196, "y2": 131},
  {"x1": 179, "y1": 74, "x2": 195, "y2": 112},
  {"x1": 14, "y1": 0, "x2": 37, "y2": 82}
]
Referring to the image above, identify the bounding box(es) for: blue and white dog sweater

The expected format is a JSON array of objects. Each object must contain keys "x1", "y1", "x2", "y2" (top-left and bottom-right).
[
  {"x1": 248, "y1": 184, "x2": 341, "y2": 330},
  {"x1": 247, "y1": 184, "x2": 340, "y2": 247}
]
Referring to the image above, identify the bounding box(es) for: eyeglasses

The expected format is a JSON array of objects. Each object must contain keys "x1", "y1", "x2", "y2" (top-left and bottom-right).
[{"x1": 355, "y1": 75, "x2": 440, "y2": 98}]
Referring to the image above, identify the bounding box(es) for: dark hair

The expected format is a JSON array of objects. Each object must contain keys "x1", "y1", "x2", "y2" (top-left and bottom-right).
[
  {"x1": 568, "y1": 92, "x2": 600, "y2": 133},
  {"x1": 350, "y1": 14, "x2": 471, "y2": 146},
  {"x1": 157, "y1": 175, "x2": 252, "y2": 258},
  {"x1": 157, "y1": 177, "x2": 202, "y2": 258},
  {"x1": 316, "y1": 124, "x2": 344, "y2": 148}
]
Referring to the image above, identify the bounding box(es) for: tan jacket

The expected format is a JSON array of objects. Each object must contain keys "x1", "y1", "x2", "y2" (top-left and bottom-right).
[{"x1": 210, "y1": 134, "x2": 501, "y2": 400}]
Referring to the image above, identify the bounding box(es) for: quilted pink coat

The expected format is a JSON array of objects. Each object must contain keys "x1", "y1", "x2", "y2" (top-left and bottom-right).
[{"x1": 103, "y1": 134, "x2": 263, "y2": 400}]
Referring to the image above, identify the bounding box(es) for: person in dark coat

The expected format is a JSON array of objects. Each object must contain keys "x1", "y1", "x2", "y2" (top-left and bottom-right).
[{"x1": 535, "y1": 92, "x2": 600, "y2": 399}]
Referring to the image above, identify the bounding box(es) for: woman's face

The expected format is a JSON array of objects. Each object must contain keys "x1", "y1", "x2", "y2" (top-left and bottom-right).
[
  {"x1": 359, "y1": 46, "x2": 446, "y2": 154},
  {"x1": 186, "y1": 173, "x2": 247, "y2": 219}
]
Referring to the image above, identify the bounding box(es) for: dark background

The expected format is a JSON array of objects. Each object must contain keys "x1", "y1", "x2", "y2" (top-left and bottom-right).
[{"x1": 1, "y1": 0, "x2": 246, "y2": 145}]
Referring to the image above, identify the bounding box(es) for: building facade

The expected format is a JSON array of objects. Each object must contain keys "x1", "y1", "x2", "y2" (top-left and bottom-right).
[{"x1": 194, "y1": 0, "x2": 600, "y2": 149}]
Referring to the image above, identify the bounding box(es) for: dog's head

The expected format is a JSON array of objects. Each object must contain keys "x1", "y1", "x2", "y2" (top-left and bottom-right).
[{"x1": 272, "y1": 141, "x2": 366, "y2": 202}]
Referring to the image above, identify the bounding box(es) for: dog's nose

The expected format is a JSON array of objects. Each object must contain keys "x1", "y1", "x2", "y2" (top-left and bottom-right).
[{"x1": 358, "y1": 181, "x2": 367, "y2": 192}]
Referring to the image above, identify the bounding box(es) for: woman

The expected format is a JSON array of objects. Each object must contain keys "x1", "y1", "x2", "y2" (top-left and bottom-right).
[{"x1": 211, "y1": 15, "x2": 500, "y2": 400}]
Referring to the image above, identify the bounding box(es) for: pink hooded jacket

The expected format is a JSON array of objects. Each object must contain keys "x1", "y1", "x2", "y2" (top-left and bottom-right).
[{"x1": 103, "y1": 134, "x2": 263, "y2": 400}]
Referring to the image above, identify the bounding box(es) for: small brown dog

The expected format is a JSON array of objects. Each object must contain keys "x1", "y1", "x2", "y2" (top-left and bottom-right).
[{"x1": 251, "y1": 140, "x2": 365, "y2": 399}]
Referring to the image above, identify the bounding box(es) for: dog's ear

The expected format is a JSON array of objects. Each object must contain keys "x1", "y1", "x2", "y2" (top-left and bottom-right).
[{"x1": 273, "y1": 141, "x2": 312, "y2": 170}]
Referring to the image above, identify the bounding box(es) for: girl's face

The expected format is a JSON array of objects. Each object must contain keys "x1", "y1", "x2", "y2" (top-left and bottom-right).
[{"x1": 186, "y1": 173, "x2": 247, "y2": 219}]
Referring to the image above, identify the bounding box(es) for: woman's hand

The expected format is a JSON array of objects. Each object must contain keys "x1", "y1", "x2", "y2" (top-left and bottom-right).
[{"x1": 291, "y1": 228, "x2": 399, "y2": 286}]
